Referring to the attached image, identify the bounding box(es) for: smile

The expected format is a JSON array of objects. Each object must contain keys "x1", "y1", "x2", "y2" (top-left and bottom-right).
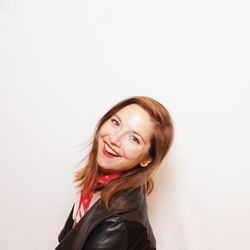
[{"x1": 103, "y1": 142, "x2": 120, "y2": 158}]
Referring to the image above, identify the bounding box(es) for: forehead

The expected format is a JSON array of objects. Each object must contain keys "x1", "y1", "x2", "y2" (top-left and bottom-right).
[{"x1": 115, "y1": 104, "x2": 155, "y2": 141}]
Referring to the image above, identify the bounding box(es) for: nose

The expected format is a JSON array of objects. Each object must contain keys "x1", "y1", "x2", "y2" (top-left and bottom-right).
[{"x1": 110, "y1": 131, "x2": 123, "y2": 147}]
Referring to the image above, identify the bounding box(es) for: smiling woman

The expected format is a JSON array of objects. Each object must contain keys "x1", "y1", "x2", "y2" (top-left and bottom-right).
[
  {"x1": 55, "y1": 96, "x2": 174, "y2": 250},
  {"x1": 97, "y1": 104, "x2": 154, "y2": 173}
]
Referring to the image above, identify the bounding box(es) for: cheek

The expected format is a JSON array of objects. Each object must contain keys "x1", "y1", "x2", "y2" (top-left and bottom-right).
[{"x1": 123, "y1": 142, "x2": 144, "y2": 159}]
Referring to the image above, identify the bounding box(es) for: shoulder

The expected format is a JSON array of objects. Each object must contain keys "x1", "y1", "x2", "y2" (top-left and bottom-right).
[
  {"x1": 105, "y1": 186, "x2": 152, "y2": 230},
  {"x1": 109, "y1": 185, "x2": 147, "y2": 213},
  {"x1": 83, "y1": 214, "x2": 156, "y2": 250},
  {"x1": 82, "y1": 215, "x2": 127, "y2": 249}
]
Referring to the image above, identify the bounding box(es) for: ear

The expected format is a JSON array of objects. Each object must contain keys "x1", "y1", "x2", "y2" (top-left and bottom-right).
[{"x1": 140, "y1": 157, "x2": 153, "y2": 168}]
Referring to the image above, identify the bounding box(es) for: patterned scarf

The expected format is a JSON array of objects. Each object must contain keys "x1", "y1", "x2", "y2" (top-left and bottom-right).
[{"x1": 73, "y1": 172, "x2": 121, "y2": 226}]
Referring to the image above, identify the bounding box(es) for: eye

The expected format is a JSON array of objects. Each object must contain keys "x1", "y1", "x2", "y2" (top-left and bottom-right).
[
  {"x1": 110, "y1": 118, "x2": 119, "y2": 126},
  {"x1": 130, "y1": 135, "x2": 140, "y2": 144}
]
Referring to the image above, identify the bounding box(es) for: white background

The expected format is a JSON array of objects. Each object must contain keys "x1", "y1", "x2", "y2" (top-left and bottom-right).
[{"x1": 1, "y1": 0, "x2": 250, "y2": 249}]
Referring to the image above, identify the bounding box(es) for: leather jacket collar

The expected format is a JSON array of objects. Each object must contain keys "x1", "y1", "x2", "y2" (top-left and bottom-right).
[{"x1": 56, "y1": 186, "x2": 156, "y2": 250}]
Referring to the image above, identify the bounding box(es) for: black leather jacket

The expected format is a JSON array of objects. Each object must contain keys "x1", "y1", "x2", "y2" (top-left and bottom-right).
[{"x1": 55, "y1": 186, "x2": 156, "y2": 250}]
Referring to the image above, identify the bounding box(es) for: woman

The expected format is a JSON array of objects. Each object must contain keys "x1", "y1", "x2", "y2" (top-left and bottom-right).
[{"x1": 55, "y1": 96, "x2": 174, "y2": 250}]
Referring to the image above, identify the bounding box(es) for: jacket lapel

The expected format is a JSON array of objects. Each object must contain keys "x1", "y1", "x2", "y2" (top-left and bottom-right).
[
  {"x1": 56, "y1": 198, "x2": 113, "y2": 250},
  {"x1": 56, "y1": 187, "x2": 144, "y2": 250},
  {"x1": 72, "y1": 199, "x2": 113, "y2": 250}
]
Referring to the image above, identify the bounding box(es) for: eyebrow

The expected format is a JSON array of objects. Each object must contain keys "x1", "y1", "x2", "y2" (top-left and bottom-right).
[{"x1": 114, "y1": 114, "x2": 145, "y2": 143}]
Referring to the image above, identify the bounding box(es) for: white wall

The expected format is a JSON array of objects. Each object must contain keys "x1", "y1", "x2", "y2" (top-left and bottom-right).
[{"x1": 1, "y1": 1, "x2": 250, "y2": 249}]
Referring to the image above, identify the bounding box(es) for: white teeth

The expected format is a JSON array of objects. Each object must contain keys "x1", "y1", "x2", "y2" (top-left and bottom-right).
[{"x1": 104, "y1": 143, "x2": 119, "y2": 156}]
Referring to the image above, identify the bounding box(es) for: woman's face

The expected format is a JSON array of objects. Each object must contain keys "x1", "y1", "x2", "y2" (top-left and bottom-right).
[{"x1": 96, "y1": 104, "x2": 154, "y2": 173}]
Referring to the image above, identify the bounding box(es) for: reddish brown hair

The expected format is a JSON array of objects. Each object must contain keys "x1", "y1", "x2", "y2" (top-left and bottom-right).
[{"x1": 75, "y1": 96, "x2": 174, "y2": 208}]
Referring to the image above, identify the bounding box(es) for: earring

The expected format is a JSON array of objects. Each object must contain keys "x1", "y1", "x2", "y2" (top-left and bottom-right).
[{"x1": 140, "y1": 161, "x2": 150, "y2": 167}]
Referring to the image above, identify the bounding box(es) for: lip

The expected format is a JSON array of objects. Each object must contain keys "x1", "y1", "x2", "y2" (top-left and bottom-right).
[
  {"x1": 102, "y1": 146, "x2": 115, "y2": 159},
  {"x1": 103, "y1": 141, "x2": 121, "y2": 157}
]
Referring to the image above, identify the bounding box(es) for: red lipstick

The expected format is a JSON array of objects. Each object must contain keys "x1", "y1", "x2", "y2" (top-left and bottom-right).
[
  {"x1": 102, "y1": 146, "x2": 115, "y2": 158},
  {"x1": 102, "y1": 141, "x2": 120, "y2": 158}
]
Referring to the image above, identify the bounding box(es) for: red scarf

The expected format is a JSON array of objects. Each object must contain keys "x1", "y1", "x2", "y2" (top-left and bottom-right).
[{"x1": 73, "y1": 172, "x2": 121, "y2": 226}]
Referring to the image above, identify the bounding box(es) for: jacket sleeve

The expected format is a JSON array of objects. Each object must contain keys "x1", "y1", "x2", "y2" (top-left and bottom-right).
[{"x1": 82, "y1": 215, "x2": 127, "y2": 250}]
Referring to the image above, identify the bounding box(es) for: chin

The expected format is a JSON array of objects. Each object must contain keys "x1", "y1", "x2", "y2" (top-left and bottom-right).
[{"x1": 98, "y1": 166, "x2": 119, "y2": 174}]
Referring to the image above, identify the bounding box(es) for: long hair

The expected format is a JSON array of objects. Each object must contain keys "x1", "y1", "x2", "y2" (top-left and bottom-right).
[{"x1": 74, "y1": 96, "x2": 174, "y2": 208}]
